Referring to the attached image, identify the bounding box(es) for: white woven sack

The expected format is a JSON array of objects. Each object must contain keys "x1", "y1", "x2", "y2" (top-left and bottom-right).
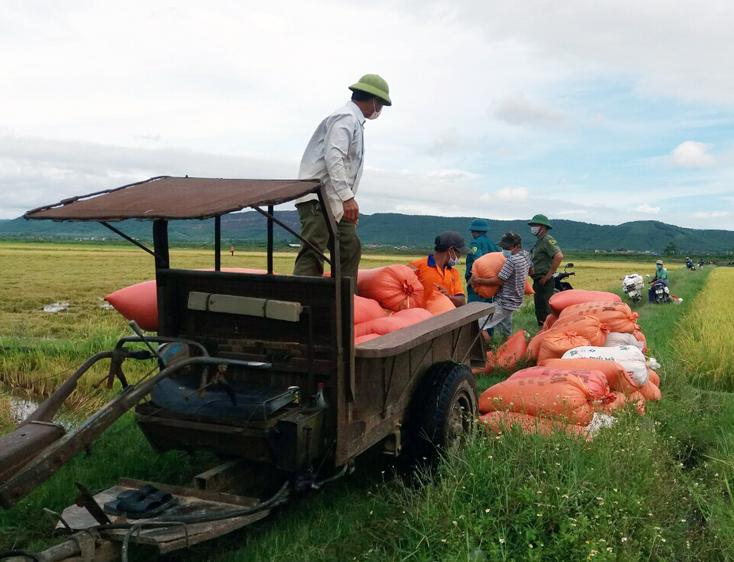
[
  {"x1": 604, "y1": 332, "x2": 644, "y2": 351},
  {"x1": 562, "y1": 345, "x2": 648, "y2": 386}
]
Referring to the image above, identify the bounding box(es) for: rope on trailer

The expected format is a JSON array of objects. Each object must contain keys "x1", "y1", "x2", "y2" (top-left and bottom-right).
[{"x1": 121, "y1": 521, "x2": 190, "y2": 562}]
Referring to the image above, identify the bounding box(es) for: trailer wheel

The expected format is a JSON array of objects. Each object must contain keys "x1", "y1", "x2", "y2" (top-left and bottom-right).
[{"x1": 406, "y1": 361, "x2": 477, "y2": 460}]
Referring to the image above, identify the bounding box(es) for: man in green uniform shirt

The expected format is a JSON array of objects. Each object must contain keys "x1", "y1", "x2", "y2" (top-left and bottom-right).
[
  {"x1": 465, "y1": 219, "x2": 499, "y2": 303},
  {"x1": 528, "y1": 214, "x2": 563, "y2": 326}
]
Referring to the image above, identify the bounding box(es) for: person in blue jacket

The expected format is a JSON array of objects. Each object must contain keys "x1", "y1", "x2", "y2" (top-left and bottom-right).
[{"x1": 465, "y1": 219, "x2": 498, "y2": 336}]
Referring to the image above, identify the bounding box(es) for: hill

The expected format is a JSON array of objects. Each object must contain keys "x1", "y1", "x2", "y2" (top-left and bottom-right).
[{"x1": 1, "y1": 212, "x2": 733, "y2": 254}]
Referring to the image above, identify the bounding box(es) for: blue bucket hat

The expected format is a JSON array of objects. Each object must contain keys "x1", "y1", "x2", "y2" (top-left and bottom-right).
[{"x1": 469, "y1": 219, "x2": 489, "y2": 232}]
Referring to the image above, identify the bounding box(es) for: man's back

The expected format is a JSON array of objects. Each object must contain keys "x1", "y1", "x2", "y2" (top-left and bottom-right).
[{"x1": 498, "y1": 251, "x2": 531, "y2": 310}]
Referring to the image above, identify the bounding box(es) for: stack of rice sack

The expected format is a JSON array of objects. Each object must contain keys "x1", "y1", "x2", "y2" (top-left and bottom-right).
[
  {"x1": 478, "y1": 366, "x2": 618, "y2": 438},
  {"x1": 478, "y1": 289, "x2": 661, "y2": 438},
  {"x1": 354, "y1": 265, "x2": 456, "y2": 344},
  {"x1": 105, "y1": 265, "x2": 453, "y2": 345}
]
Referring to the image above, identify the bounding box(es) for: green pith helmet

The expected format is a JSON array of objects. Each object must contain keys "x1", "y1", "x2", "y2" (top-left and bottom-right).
[
  {"x1": 349, "y1": 74, "x2": 392, "y2": 106},
  {"x1": 528, "y1": 214, "x2": 553, "y2": 229},
  {"x1": 469, "y1": 218, "x2": 489, "y2": 232}
]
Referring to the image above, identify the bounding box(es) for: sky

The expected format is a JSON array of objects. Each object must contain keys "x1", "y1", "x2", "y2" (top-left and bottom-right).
[{"x1": 1, "y1": 0, "x2": 733, "y2": 230}]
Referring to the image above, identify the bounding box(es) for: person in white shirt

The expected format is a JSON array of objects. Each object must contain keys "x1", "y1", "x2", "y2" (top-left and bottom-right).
[{"x1": 293, "y1": 74, "x2": 391, "y2": 285}]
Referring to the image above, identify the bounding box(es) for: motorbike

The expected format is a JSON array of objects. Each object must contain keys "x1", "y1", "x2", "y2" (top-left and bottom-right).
[
  {"x1": 649, "y1": 279, "x2": 672, "y2": 304},
  {"x1": 553, "y1": 263, "x2": 575, "y2": 293},
  {"x1": 622, "y1": 273, "x2": 644, "y2": 304}
]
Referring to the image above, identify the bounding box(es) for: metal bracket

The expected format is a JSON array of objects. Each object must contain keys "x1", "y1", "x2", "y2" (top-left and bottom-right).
[{"x1": 74, "y1": 482, "x2": 111, "y2": 525}]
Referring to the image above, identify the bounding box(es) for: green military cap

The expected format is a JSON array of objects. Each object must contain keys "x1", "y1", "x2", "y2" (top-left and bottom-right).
[
  {"x1": 528, "y1": 214, "x2": 553, "y2": 229},
  {"x1": 349, "y1": 74, "x2": 392, "y2": 106}
]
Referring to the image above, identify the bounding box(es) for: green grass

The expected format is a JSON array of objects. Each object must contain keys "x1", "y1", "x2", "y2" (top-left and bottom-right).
[{"x1": 2, "y1": 245, "x2": 734, "y2": 561}]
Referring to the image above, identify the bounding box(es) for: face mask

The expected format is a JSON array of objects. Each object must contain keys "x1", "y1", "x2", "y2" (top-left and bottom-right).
[
  {"x1": 530, "y1": 226, "x2": 541, "y2": 236},
  {"x1": 448, "y1": 250, "x2": 459, "y2": 267},
  {"x1": 366, "y1": 98, "x2": 382, "y2": 120},
  {"x1": 502, "y1": 249, "x2": 512, "y2": 258}
]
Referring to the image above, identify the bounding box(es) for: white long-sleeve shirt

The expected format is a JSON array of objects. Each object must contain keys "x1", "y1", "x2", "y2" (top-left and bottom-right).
[{"x1": 295, "y1": 101, "x2": 365, "y2": 222}]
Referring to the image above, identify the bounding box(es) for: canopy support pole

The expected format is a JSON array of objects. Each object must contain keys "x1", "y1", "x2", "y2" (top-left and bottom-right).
[
  {"x1": 99, "y1": 221, "x2": 157, "y2": 259},
  {"x1": 214, "y1": 216, "x2": 221, "y2": 271},
  {"x1": 267, "y1": 205, "x2": 274, "y2": 274},
  {"x1": 252, "y1": 206, "x2": 331, "y2": 266}
]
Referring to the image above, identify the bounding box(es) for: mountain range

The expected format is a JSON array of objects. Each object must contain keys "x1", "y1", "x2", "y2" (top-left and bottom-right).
[{"x1": 1, "y1": 211, "x2": 733, "y2": 254}]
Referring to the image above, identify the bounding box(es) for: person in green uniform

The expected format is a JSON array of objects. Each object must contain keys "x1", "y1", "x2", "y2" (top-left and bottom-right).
[
  {"x1": 465, "y1": 219, "x2": 499, "y2": 303},
  {"x1": 528, "y1": 214, "x2": 563, "y2": 326}
]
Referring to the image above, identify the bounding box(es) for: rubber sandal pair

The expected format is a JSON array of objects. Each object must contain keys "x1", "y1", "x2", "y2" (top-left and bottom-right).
[{"x1": 104, "y1": 484, "x2": 177, "y2": 519}]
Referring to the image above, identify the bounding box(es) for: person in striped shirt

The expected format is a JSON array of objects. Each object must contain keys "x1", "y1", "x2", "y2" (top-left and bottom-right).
[{"x1": 470, "y1": 231, "x2": 531, "y2": 338}]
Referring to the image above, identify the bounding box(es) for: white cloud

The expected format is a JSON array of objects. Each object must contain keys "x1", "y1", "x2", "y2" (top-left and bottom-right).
[
  {"x1": 670, "y1": 141, "x2": 716, "y2": 167},
  {"x1": 556, "y1": 209, "x2": 590, "y2": 217},
  {"x1": 480, "y1": 186, "x2": 530, "y2": 202},
  {"x1": 414, "y1": 0, "x2": 734, "y2": 107},
  {"x1": 492, "y1": 94, "x2": 566, "y2": 128},
  {"x1": 426, "y1": 168, "x2": 482, "y2": 180},
  {"x1": 1, "y1": 1, "x2": 733, "y2": 231},
  {"x1": 636, "y1": 203, "x2": 660, "y2": 214},
  {"x1": 693, "y1": 210, "x2": 729, "y2": 219}
]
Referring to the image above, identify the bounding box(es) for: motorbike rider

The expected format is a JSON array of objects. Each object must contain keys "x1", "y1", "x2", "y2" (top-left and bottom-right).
[
  {"x1": 648, "y1": 259, "x2": 669, "y2": 303},
  {"x1": 686, "y1": 256, "x2": 695, "y2": 270}
]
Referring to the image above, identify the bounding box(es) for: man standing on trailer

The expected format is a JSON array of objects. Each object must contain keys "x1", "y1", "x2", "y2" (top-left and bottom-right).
[{"x1": 293, "y1": 74, "x2": 392, "y2": 285}]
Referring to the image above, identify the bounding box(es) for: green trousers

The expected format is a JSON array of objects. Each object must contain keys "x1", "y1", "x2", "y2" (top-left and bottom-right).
[
  {"x1": 533, "y1": 276, "x2": 555, "y2": 326},
  {"x1": 293, "y1": 201, "x2": 362, "y2": 286}
]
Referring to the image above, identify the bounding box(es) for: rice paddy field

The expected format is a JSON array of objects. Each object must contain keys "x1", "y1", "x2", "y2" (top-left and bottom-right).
[{"x1": 2, "y1": 241, "x2": 734, "y2": 561}]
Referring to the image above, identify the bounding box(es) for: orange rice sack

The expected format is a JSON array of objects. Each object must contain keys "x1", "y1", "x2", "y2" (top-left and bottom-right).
[
  {"x1": 524, "y1": 280, "x2": 535, "y2": 295},
  {"x1": 105, "y1": 268, "x2": 267, "y2": 332},
  {"x1": 471, "y1": 253, "x2": 504, "y2": 298},
  {"x1": 549, "y1": 289, "x2": 622, "y2": 315},
  {"x1": 496, "y1": 331, "x2": 529, "y2": 370},
  {"x1": 597, "y1": 391, "x2": 626, "y2": 414},
  {"x1": 361, "y1": 307, "x2": 432, "y2": 335},
  {"x1": 424, "y1": 292, "x2": 456, "y2": 315},
  {"x1": 536, "y1": 332, "x2": 591, "y2": 364},
  {"x1": 508, "y1": 367, "x2": 611, "y2": 401},
  {"x1": 479, "y1": 411, "x2": 589, "y2": 439},
  {"x1": 526, "y1": 331, "x2": 545, "y2": 361},
  {"x1": 357, "y1": 265, "x2": 424, "y2": 311},
  {"x1": 638, "y1": 380, "x2": 662, "y2": 401},
  {"x1": 547, "y1": 315, "x2": 609, "y2": 346},
  {"x1": 473, "y1": 350, "x2": 498, "y2": 375},
  {"x1": 540, "y1": 358, "x2": 638, "y2": 395},
  {"x1": 559, "y1": 301, "x2": 639, "y2": 334},
  {"x1": 105, "y1": 280, "x2": 158, "y2": 331},
  {"x1": 486, "y1": 350, "x2": 497, "y2": 371},
  {"x1": 527, "y1": 318, "x2": 603, "y2": 362},
  {"x1": 354, "y1": 322, "x2": 374, "y2": 338},
  {"x1": 472, "y1": 252, "x2": 533, "y2": 298},
  {"x1": 542, "y1": 313, "x2": 558, "y2": 331},
  {"x1": 355, "y1": 333, "x2": 380, "y2": 345},
  {"x1": 353, "y1": 295, "x2": 387, "y2": 325},
  {"x1": 647, "y1": 369, "x2": 660, "y2": 387},
  {"x1": 479, "y1": 367, "x2": 600, "y2": 425}
]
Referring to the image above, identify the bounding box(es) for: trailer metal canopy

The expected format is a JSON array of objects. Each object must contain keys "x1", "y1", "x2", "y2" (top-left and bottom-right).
[{"x1": 24, "y1": 176, "x2": 322, "y2": 221}]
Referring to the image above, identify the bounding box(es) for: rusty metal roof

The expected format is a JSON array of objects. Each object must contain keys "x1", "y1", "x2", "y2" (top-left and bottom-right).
[{"x1": 24, "y1": 176, "x2": 321, "y2": 221}]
